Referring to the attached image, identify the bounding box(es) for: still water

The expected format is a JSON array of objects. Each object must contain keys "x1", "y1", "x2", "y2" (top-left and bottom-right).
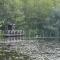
[{"x1": 0, "y1": 37, "x2": 60, "y2": 60}]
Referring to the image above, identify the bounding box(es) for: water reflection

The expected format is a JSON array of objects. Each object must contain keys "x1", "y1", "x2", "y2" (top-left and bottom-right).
[
  {"x1": 0, "y1": 36, "x2": 32, "y2": 60},
  {"x1": 5, "y1": 37, "x2": 21, "y2": 40},
  {"x1": 0, "y1": 36, "x2": 24, "y2": 41},
  {"x1": 0, "y1": 37, "x2": 60, "y2": 60}
]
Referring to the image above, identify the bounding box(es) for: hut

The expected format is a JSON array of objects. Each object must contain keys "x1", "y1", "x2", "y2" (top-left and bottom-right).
[
  {"x1": 4, "y1": 21, "x2": 24, "y2": 37},
  {"x1": 5, "y1": 21, "x2": 15, "y2": 30}
]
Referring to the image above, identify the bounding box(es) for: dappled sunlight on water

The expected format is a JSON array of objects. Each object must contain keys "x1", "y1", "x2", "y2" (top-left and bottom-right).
[{"x1": 0, "y1": 37, "x2": 60, "y2": 60}]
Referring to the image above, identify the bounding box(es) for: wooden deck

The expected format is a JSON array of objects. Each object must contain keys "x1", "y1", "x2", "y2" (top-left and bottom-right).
[{"x1": 3, "y1": 34, "x2": 24, "y2": 37}]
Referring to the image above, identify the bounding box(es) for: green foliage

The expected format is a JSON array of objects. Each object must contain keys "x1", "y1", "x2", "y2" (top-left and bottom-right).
[{"x1": 0, "y1": 0, "x2": 60, "y2": 37}]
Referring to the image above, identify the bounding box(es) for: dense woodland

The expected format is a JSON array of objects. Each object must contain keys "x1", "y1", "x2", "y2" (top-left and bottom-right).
[{"x1": 0, "y1": 0, "x2": 60, "y2": 37}]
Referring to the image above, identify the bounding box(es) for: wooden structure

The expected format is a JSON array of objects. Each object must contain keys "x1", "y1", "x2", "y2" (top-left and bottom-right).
[
  {"x1": 4, "y1": 21, "x2": 24, "y2": 37},
  {"x1": 4, "y1": 30, "x2": 24, "y2": 37}
]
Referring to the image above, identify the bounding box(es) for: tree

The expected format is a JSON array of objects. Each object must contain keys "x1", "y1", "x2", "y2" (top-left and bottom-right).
[{"x1": 0, "y1": 0, "x2": 60, "y2": 37}]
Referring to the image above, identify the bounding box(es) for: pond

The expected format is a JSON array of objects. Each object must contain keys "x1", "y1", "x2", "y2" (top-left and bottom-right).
[{"x1": 0, "y1": 37, "x2": 60, "y2": 60}]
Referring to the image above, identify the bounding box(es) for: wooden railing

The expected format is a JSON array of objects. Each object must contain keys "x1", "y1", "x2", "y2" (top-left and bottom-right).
[{"x1": 1, "y1": 30, "x2": 24, "y2": 37}]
